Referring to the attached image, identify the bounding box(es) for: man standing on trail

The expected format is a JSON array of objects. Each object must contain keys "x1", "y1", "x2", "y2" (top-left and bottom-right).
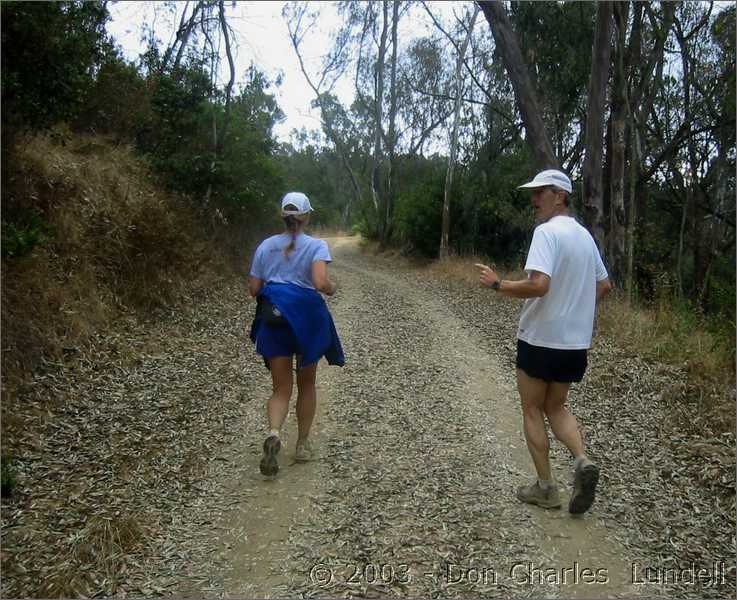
[
  {"x1": 248, "y1": 192, "x2": 344, "y2": 478},
  {"x1": 475, "y1": 169, "x2": 611, "y2": 514}
]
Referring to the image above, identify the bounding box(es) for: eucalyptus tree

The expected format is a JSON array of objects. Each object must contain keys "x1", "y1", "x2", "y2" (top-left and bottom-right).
[
  {"x1": 476, "y1": 1, "x2": 558, "y2": 170},
  {"x1": 160, "y1": 1, "x2": 202, "y2": 74},
  {"x1": 608, "y1": 1, "x2": 676, "y2": 292},
  {"x1": 596, "y1": 1, "x2": 733, "y2": 306},
  {"x1": 367, "y1": 0, "x2": 394, "y2": 243},
  {"x1": 149, "y1": 0, "x2": 238, "y2": 206},
  {"x1": 416, "y1": 1, "x2": 528, "y2": 257},
  {"x1": 507, "y1": 1, "x2": 597, "y2": 172},
  {"x1": 395, "y1": 37, "x2": 455, "y2": 157},
  {"x1": 666, "y1": 2, "x2": 735, "y2": 304},
  {"x1": 477, "y1": 0, "x2": 612, "y2": 252},
  {"x1": 431, "y1": 4, "x2": 481, "y2": 260},
  {"x1": 582, "y1": 1, "x2": 613, "y2": 262},
  {"x1": 351, "y1": 0, "x2": 407, "y2": 245},
  {"x1": 285, "y1": 0, "x2": 409, "y2": 237}
]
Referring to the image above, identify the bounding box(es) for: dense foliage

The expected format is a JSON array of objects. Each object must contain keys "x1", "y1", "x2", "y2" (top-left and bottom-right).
[
  {"x1": 1, "y1": 2, "x2": 109, "y2": 135},
  {"x1": 2, "y1": 1, "x2": 298, "y2": 242}
]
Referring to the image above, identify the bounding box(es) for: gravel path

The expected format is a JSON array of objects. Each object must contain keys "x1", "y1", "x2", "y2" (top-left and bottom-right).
[{"x1": 1, "y1": 236, "x2": 734, "y2": 599}]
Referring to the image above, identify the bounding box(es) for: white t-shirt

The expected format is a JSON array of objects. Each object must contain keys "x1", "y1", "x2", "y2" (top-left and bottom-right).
[
  {"x1": 249, "y1": 232, "x2": 331, "y2": 290},
  {"x1": 517, "y1": 215, "x2": 608, "y2": 350}
]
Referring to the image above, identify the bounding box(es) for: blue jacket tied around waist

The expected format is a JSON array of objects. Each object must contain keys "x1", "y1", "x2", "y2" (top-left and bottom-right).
[{"x1": 250, "y1": 282, "x2": 344, "y2": 368}]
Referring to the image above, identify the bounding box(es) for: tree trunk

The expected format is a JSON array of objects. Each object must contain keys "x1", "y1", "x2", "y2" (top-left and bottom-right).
[
  {"x1": 581, "y1": 1, "x2": 613, "y2": 252},
  {"x1": 440, "y1": 6, "x2": 480, "y2": 260},
  {"x1": 384, "y1": 0, "x2": 400, "y2": 245},
  {"x1": 608, "y1": 2, "x2": 628, "y2": 287},
  {"x1": 676, "y1": 187, "x2": 689, "y2": 297},
  {"x1": 161, "y1": 1, "x2": 191, "y2": 72},
  {"x1": 373, "y1": 1, "x2": 389, "y2": 246},
  {"x1": 692, "y1": 190, "x2": 707, "y2": 300},
  {"x1": 170, "y1": 2, "x2": 203, "y2": 74},
  {"x1": 625, "y1": 125, "x2": 640, "y2": 302},
  {"x1": 202, "y1": 2, "x2": 217, "y2": 208},
  {"x1": 630, "y1": 2, "x2": 677, "y2": 187},
  {"x1": 477, "y1": 1, "x2": 558, "y2": 169},
  {"x1": 630, "y1": 3, "x2": 677, "y2": 126},
  {"x1": 216, "y1": 0, "x2": 235, "y2": 155},
  {"x1": 675, "y1": 13, "x2": 708, "y2": 305},
  {"x1": 624, "y1": 1, "x2": 643, "y2": 302}
]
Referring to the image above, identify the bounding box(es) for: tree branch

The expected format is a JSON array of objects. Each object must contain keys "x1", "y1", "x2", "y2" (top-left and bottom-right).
[{"x1": 421, "y1": 0, "x2": 494, "y2": 103}]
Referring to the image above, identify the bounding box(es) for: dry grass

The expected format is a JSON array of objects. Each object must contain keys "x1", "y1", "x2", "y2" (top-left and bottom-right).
[
  {"x1": 38, "y1": 514, "x2": 147, "y2": 598},
  {"x1": 421, "y1": 253, "x2": 528, "y2": 287},
  {"x1": 598, "y1": 292, "x2": 733, "y2": 378},
  {"x1": 598, "y1": 291, "x2": 735, "y2": 434},
  {"x1": 1, "y1": 130, "x2": 231, "y2": 385},
  {"x1": 309, "y1": 225, "x2": 353, "y2": 238}
]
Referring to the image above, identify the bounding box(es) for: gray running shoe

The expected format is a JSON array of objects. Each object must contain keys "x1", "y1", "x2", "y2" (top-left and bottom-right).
[
  {"x1": 516, "y1": 480, "x2": 561, "y2": 509},
  {"x1": 568, "y1": 459, "x2": 600, "y2": 514},
  {"x1": 259, "y1": 435, "x2": 281, "y2": 477},
  {"x1": 295, "y1": 438, "x2": 314, "y2": 463}
]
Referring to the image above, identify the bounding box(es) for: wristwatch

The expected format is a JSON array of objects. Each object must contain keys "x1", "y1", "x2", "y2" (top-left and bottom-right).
[{"x1": 491, "y1": 280, "x2": 501, "y2": 291}]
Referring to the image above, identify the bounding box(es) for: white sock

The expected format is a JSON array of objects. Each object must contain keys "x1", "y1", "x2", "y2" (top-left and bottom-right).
[
  {"x1": 538, "y1": 478, "x2": 555, "y2": 491},
  {"x1": 269, "y1": 429, "x2": 280, "y2": 439},
  {"x1": 573, "y1": 455, "x2": 587, "y2": 470}
]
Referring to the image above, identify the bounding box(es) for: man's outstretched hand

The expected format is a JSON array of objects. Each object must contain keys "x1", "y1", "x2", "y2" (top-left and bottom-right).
[{"x1": 475, "y1": 263, "x2": 500, "y2": 288}]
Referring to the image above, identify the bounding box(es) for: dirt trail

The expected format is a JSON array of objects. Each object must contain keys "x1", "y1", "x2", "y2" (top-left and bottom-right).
[
  {"x1": 212, "y1": 236, "x2": 654, "y2": 598},
  {"x1": 3, "y1": 236, "x2": 732, "y2": 599}
]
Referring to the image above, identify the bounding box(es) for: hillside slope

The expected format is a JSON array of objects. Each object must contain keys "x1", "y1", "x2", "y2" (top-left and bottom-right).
[{"x1": 2, "y1": 131, "x2": 232, "y2": 383}]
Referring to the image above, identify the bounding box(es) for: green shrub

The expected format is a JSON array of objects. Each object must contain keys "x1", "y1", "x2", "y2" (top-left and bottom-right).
[
  {"x1": 2, "y1": 211, "x2": 51, "y2": 257},
  {"x1": 394, "y1": 178, "x2": 444, "y2": 257},
  {"x1": 76, "y1": 47, "x2": 153, "y2": 140}
]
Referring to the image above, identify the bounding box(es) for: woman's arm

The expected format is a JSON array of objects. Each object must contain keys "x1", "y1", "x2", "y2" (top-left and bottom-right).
[
  {"x1": 312, "y1": 260, "x2": 337, "y2": 296},
  {"x1": 248, "y1": 276, "x2": 264, "y2": 297}
]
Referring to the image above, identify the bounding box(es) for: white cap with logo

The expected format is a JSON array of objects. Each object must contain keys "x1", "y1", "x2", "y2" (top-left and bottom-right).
[
  {"x1": 281, "y1": 191, "x2": 314, "y2": 216},
  {"x1": 517, "y1": 169, "x2": 572, "y2": 194}
]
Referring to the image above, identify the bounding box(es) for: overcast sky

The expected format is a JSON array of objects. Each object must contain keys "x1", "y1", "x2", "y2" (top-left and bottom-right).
[{"x1": 106, "y1": 1, "x2": 459, "y2": 144}]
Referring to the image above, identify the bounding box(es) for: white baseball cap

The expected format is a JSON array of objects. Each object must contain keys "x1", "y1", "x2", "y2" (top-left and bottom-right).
[
  {"x1": 281, "y1": 191, "x2": 313, "y2": 215},
  {"x1": 517, "y1": 169, "x2": 572, "y2": 194}
]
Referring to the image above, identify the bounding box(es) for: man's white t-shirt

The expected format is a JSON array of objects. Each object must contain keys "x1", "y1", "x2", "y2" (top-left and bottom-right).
[{"x1": 517, "y1": 215, "x2": 608, "y2": 350}]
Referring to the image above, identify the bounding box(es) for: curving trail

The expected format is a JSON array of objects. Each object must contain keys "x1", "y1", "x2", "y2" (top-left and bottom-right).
[{"x1": 211, "y1": 236, "x2": 658, "y2": 599}]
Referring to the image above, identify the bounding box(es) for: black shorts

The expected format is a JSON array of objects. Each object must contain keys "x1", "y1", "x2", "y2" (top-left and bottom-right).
[{"x1": 516, "y1": 339, "x2": 588, "y2": 383}]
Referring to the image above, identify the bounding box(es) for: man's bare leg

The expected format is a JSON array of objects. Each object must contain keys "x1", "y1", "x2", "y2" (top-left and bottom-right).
[
  {"x1": 516, "y1": 368, "x2": 552, "y2": 481},
  {"x1": 543, "y1": 381, "x2": 585, "y2": 458}
]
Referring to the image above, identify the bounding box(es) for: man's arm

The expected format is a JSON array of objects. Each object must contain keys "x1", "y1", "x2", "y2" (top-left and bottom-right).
[
  {"x1": 498, "y1": 271, "x2": 551, "y2": 298},
  {"x1": 475, "y1": 263, "x2": 550, "y2": 298},
  {"x1": 596, "y1": 278, "x2": 612, "y2": 303}
]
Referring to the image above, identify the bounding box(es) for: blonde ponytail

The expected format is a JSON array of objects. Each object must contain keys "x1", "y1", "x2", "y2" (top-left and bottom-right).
[
  {"x1": 282, "y1": 203, "x2": 306, "y2": 257},
  {"x1": 284, "y1": 216, "x2": 299, "y2": 256}
]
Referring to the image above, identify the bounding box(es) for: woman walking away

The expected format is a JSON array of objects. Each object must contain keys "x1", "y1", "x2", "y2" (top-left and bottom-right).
[{"x1": 248, "y1": 191, "x2": 344, "y2": 478}]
